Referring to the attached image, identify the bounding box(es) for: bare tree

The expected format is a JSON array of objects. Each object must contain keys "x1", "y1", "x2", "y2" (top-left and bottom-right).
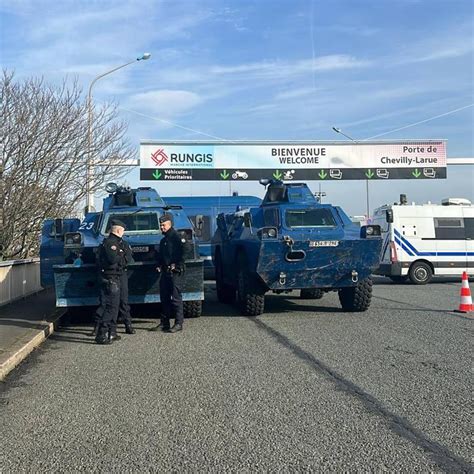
[{"x1": 0, "y1": 70, "x2": 136, "y2": 259}]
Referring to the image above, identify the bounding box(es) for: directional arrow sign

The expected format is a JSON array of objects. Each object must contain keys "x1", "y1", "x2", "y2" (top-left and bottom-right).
[
  {"x1": 412, "y1": 169, "x2": 421, "y2": 178},
  {"x1": 152, "y1": 170, "x2": 162, "y2": 180},
  {"x1": 318, "y1": 170, "x2": 327, "y2": 179},
  {"x1": 220, "y1": 170, "x2": 230, "y2": 179},
  {"x1": 365, "y1": 169, "x2": 375, "y2": 179},
  {"x1": 273, "y1": 170, "x2": 283, "y2": 180}
]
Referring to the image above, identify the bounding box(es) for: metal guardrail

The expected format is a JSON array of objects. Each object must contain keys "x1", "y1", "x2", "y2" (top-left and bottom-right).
[{"x1": 0, "y1": 258, "x2": 42, "y2": 306}]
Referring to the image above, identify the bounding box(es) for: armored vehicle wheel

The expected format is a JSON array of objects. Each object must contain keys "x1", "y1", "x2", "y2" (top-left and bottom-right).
[
  {"x1": 237, "y1": 254, "x2": 265, "y2": 316},
  {"x1": 184, "y1": 300, "x2": 202, "y2": 318},
  {"x1": 408, "y1": 261, "x2": 432, "y2": 285},
  {"x1": 389, "y1": 275, "x2": 408, "y2": 283},
  {"x1": 338, "y1": 278, "x2": 372, "y2": 312},
  {"x1": 215, "y1": 252, "x2": 236, "y2": 304},
  {"x1": 300, "y1": 288, "x2": 324, "y2": 299}
]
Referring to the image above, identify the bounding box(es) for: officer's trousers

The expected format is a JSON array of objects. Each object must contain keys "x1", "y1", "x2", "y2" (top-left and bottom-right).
[
  {"x1": 96, "y1": 273, "x2": 132, "y2": 338},
  {"x1": 159, "y1": 273, "x2": 183, "y2": 327}
]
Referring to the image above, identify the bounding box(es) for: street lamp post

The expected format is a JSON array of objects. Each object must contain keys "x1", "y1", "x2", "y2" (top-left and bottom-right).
[
  {"x1": 332, "y1": 126, "x2": 370, "y2": 218},
  {"x1": 85, "y1": 53, "x2": 151, "y2": 213},
  {"x1": 0, "y1": 149, "x2": 4, "y2": 261}
]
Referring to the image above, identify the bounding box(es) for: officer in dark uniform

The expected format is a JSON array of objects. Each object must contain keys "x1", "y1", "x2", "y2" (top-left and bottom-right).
[
  {"x1": 155, "y1": 213, "x2": 185, "y2": 333},
  {"x1": 95, "y1": 219, "x2": 136, "y2": 344}
]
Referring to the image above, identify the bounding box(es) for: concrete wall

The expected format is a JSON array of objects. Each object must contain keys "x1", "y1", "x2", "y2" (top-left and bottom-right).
[{"x1": 0, "y1": 258, "x2": 42, "y2": 306}]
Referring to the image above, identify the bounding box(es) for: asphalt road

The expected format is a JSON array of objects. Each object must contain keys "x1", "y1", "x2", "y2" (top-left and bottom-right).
[{"x1": 0, "y1": 278, "x2": 472, "y2": 472}]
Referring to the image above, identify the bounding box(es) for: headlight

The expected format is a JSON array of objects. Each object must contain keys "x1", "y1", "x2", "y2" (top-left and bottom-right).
[
  {"x1": 258, "y1": 227, "x2": 278, "y2": 239},
  {"x1": 360, "y1": 225, "x2": 381, "y2": 238},
  {"x1": 64, "y1": 232, "x2": 83, "y2": 247}
]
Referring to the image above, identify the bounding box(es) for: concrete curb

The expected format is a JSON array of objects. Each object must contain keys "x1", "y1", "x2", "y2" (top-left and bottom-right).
[{"x1": 0, "y1": 308, "x2": 66, "y2": 381}]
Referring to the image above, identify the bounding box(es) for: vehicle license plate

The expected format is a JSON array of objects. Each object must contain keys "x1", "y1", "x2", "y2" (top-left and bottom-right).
[
  {"x1": 132, "y1": 246, "x2": 149, "y2": 253},
  {"x1": 309, "y1": 240, "x2": 339, "y2": 247}
]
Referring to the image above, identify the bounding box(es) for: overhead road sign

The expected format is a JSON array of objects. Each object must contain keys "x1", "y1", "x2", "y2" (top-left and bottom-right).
[
  {"x1": 447, "y1": 157, "x2": 473, "y2": 165},
  {"x1": 140, "y1": 140, "x2": 447, "y2": 181}
]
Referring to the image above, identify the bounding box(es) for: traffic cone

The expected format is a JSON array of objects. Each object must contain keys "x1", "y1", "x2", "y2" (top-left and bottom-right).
[{"x1": 455, "y1": 272, "x2": 473, "y2": 313}]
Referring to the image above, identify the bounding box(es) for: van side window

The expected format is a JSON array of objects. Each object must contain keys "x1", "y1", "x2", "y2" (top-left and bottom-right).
[
  {"x1": 464, "y1": 218, "x2": 474, "y2": 239},
  {"x1": 434, "y1": 218, "x2": 465, "y2": 239}
]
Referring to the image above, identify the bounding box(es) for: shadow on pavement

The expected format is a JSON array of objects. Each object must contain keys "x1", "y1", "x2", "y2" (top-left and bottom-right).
[
  {"x1": 0, "y1": 319, "x2": 53, "y2": 330},
  {"x1": 372, "y1": 276, "x2": 461, "y2": 286},
  {"x1": 202, "y1": 290, "x2": 342, "y2": 318},
  {"x1": 49, "y1": 333, "x2": 96, "y2": 345},
  {"x1": 249, "y1": 317, "x2": 470, "y2": 473}
]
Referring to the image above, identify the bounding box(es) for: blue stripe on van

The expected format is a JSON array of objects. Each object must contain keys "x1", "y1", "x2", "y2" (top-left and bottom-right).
[
  {"x1": 394, "y1": 235, "x2": 415, "y2": 256},
  {"x1": 394, "y1": 228, "x2": 474, "y2": 257}
]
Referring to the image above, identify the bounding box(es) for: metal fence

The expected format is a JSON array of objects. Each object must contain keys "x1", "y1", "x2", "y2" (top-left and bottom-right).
[{"x1": 0, "y1": 258, "x2": 42, "y2": 306}]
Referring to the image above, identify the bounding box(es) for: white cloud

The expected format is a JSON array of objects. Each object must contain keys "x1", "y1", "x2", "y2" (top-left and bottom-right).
[
  {"x1": 128, "y1": 90, "x2": 203, "y2": 118},
  {"x1": 274, "y1": 87, "x2": 320, "y2": 100},
  {"x1": 210, "y1": 55, "x2": 370, "y2": 77},
  {"x1": 414, "y1": 44, "x2": 473, "y2": 62},
  {"x1": 396, "y1": 24, "x2": 474, "y2": 65}
]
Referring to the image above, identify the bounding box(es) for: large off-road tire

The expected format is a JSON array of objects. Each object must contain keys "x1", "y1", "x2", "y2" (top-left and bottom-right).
[
  {"x1": 183, "y1": 300, "x2": 202, "y2": 318},
  {"x1": 300, "y1": 288, "x2": 324, "y2": 299},
  {"x1": 338, "y1": 278, "x2": 373, "y2": 312},
  {"x1": 389, "y1": 275, "x2": 408, "y2": 284},
  {"x1": 215, "y1": 252, "x2": 236, "y2": 304},
  {"x1": 408, "y1": 261, "x2": 433, "y2": 285},
  {"x1": 237, "y1": 254, "x2": 265, "y2": 316}
]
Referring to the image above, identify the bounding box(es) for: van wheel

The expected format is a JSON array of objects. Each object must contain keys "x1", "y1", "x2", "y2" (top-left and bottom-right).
[
  {"x1": 409, "y1": 262, "x2": 432, "y2": 285},
  {"x1": 215, "y1": 252, "x2": 235, "y2": 304},
  {"x1": 183, "y1": 300, "x2": 202, "y2": 318},
  {"x1": 237, "y1": 254, "x2": 265, "y2": 316},
  {"x1": 338, "y1": 278, "x2": 372, "y2": 312},
  {"x1": 300, "y1": 288, "x2": 324, "y2": 299}
]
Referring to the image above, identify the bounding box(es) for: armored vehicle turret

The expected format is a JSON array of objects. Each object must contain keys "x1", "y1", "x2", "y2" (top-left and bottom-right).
[
  {"x1": 40, "y1": 184, "x2": 204, "y2": 318},
  {"x1": 212, "y1": 179, "x2": 382, "y2": 315}
]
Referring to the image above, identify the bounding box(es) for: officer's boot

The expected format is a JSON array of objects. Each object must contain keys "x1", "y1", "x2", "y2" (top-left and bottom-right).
[
  {"x1": 95, "y1": 326, "x2": 112, "y2": 345},
  {"x1": 169, "y1": 323, "x2": 183, "y2": 333},
  {"x1": 109, "y1": 328, "x2": 121, "y2": 342},
  {"x1": 125, "y1": 324, "x2": 136, "y2": 335}
]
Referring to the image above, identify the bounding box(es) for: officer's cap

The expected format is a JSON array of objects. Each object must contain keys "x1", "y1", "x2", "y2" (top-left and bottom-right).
[
  {"x1": 159, "y1": 213, "x2": 173, "y2": 224},
  {"x1": 110, "y1": 218, "x2": 127, "y2": 229}
]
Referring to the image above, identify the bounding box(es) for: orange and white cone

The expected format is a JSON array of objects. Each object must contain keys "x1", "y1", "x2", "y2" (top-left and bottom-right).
[{"x1": 455, "y1": 271, "x2": 473, "y2": 313}]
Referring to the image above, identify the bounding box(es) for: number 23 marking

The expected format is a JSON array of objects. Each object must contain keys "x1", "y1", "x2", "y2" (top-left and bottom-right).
[{"x1": 79, "y1": 222, "x2": 94, "y2": 230}]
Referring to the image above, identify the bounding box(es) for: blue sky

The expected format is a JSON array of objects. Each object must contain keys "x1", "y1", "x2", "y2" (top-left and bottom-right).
[{"x1": 1, "y1": 0, "x2": 473, "y2": 214}]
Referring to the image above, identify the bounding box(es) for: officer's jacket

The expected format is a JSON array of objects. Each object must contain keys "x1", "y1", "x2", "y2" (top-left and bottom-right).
[
  {"x1": 99, "y1": 233, "x2": 133, "y2": 276},
  {"x1": 158, "y1": 227, "x2": 185, "y2": 270}
]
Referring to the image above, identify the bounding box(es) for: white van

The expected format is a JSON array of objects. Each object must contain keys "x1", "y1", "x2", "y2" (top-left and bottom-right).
[{"x1": 372, "y1": 196, "x2": 474, "y2": 284}]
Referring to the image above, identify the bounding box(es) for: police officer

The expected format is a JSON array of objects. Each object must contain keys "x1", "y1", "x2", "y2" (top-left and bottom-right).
[
  {"x1": 95, "y1": 219, "x2": 136, "y2": 344},
  {"x1": 155, "y1": 213, "x2": 185, "y2": 333}
]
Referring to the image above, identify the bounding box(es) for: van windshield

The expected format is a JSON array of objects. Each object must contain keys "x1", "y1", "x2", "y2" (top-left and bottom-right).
[
  {"x1": 285, "y1": 209, "x2": 336, "y2": 228},
  {"x1": 104, "y1": 213, "x2": 160, "y2": 234}
]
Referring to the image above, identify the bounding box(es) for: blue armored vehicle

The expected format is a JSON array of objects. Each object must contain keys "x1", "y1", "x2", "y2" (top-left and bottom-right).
[
  {"x1": 164, "y1": 195, "x2": 262, "y2": 279},
  {"x1": 40, "y1": 184, "x2": 204, "y2": 318},
  {"x1": 212, "y1": 179, "x2": 382, "y2": 315}
]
